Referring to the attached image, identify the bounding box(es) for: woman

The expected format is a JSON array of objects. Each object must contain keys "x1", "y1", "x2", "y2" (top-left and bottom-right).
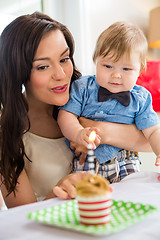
[{"x1": 0, "y1": 12, "x2": 151, "y2": 208}]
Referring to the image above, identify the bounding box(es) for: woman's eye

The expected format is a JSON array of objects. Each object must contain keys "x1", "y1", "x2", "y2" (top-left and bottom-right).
[
  {"x1": 37, "y1": 65, "x2": 49, "y2": 71},
  {"x1": 105, "y1": 65, "x2": 112, "y2": 68},
  {"x1": 60, "y1": 57, "x2": 70, "y2": 63}
]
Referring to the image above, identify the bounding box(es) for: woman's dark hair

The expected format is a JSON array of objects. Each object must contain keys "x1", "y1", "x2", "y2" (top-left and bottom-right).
[{"x1": 0, "y1": 11, "x2": 81, "y2": 195}]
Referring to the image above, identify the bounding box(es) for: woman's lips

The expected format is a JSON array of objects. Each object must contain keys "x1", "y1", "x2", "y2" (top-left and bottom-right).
[{"x1": 51, "y1": 84, "x2": 68, "y2": 93}]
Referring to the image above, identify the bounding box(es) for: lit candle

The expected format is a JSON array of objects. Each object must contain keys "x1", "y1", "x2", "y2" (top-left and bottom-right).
[{"x1": 88, "y1": 130, "x2": 96, "y2": 174}]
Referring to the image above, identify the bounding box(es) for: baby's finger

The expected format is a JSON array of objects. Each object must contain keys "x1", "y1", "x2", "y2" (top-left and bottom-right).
[
  {"x1": 83, "y1": 133, "x2": 90, "y2": 141},
  {"x1": 81, "y1": 138, "x2": 91, "y2": 148},
  {"x1": 90, "y1": 127, "x2": 100, "y2": 133},
  {"x1": 95, "y1": 134, "x2": 101, "y2": 144},
  {"x1": 91, "y1": 142, "x2": 97, "y2": 149}
]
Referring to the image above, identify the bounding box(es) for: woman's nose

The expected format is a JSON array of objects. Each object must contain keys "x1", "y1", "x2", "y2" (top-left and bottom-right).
[{"x1": 52, "y1": 64, "x2": 65, "y2": 80}]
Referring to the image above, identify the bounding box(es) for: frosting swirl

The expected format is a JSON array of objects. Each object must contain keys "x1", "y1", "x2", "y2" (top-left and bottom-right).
[{"x1": 76, "y1": 174, "x2": 111, "y2": 197}]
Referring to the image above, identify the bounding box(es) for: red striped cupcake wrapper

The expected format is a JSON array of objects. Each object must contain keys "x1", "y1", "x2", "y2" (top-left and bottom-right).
[{"x1": 77, "y1": 194, "x2": 112, "y2": 225}]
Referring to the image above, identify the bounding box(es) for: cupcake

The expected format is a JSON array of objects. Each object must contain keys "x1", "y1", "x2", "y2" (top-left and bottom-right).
[{"x1": 76, "y1": 174, "x2": 112, "y2": 225}]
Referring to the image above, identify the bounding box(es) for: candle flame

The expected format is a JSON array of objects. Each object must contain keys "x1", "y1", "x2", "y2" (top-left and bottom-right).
[{"x1": 89, "y1": 130, "x2": 96, "y2": 142}]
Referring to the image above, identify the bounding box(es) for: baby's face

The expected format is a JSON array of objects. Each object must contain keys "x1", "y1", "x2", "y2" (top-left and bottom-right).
[{"x1": 95, "y1": 51, "x2": 141, "y2": 93}]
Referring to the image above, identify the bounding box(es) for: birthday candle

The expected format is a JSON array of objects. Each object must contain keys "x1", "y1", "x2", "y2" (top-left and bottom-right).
[{"x1": 88, "y1": 130, "x2": 96, "y2": 174}]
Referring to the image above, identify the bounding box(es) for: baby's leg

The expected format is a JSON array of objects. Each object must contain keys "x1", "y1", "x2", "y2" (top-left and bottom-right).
[
  {"x1": 97, "y1": 150, "x2": 140, "y2": 183},
  {"x1": 117, "y1": 150, "x2": 140, "y2": 181}
]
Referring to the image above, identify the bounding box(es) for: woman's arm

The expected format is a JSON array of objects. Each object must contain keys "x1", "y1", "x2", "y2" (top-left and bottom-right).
[
  {"x1": 1, "y1": 169, "x2": 37, "y2": 208},
  {"x1": 1, "y1": 169, "x2": 59, "y2": 208},
  {"x1": 1, "y1": 169, "x2": 89, "y2": 208},
  {"x1": 79, "y1": 117, "x2": 152, "y2": 152}
]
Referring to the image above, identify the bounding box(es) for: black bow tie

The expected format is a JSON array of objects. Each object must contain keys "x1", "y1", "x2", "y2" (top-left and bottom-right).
[{"x1": 98, "y1": 87, "x2": 130, "y2": 106}]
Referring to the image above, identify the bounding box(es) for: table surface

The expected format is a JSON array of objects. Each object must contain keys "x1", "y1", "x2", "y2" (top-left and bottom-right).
[{"x1": 1, "y1": 171, "x2": 160, "y2": 240}]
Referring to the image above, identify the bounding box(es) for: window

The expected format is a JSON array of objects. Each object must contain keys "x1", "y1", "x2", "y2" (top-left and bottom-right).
[{"x1": 0, "y1": 0, "x2": 43, "y2": 33}]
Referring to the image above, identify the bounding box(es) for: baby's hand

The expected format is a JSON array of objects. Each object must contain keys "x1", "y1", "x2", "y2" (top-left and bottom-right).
[
  {"x1": 155, "y1": 154, "x2": 160, "y2": 166},
  {"x1": 156, "y1": 155, "x2": 160, "y2": 182},
  {"x1": 77, "y1": 127, "x2": 101, "y2": 149}
]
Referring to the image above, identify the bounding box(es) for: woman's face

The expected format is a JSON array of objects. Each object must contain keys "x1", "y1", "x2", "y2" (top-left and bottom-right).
[{"x1": 25, "y1": 30, "x2": 73, "y2": 106}]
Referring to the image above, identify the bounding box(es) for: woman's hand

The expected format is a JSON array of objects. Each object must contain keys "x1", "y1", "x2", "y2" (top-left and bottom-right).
[
  {"x1": 70, "y1": 141, "x2": 88, "y2": 165},
  {"x1": 53, "y1": 171, "x2": 90, "y2": 200}
]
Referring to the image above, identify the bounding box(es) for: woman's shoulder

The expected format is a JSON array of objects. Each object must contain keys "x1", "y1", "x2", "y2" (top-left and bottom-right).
[{"x1": 74, "y1": 75, "x2": 96, "y2": 85}]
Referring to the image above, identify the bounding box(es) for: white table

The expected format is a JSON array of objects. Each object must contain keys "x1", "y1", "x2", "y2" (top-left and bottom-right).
[{"x1": 0, "y1": 171, "x2": 160, "y2": 240}]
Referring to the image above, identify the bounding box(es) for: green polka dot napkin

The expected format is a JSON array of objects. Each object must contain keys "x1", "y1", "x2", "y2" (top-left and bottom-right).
[{"x1": 27, "y1": 199, "x2": 157, "y2": 236}]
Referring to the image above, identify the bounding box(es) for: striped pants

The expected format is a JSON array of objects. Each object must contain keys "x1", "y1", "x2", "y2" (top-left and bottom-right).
[{"x1": 73, "y1": 150, "x2": 140, "y2": 183}]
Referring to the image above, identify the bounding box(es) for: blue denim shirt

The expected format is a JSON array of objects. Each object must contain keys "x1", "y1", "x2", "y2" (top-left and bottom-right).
[{"x1": 61, "y1": 75, "x2": 160, "y2": 163}]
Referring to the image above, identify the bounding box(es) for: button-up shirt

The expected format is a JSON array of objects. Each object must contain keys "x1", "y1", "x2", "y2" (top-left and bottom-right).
[{"x1": 61, "y1": 75, "x2": 160, "y2": 163}]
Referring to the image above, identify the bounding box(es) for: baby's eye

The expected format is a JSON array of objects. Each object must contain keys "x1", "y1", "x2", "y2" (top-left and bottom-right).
[
  {"x1": 37, "y1": 65, "x2": 49, "y2": 71},
  {"x1": 60, "y1": 57, "x2": 70, "y2": 63},
  {"x1": 123, "y1": 67, "x2": 132, "y2": 71}
]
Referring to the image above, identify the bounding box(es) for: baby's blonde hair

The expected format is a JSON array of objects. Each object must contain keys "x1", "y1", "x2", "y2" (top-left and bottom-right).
[{"x1": 93, "y1": 21, "x2": 148, "y2": 72}]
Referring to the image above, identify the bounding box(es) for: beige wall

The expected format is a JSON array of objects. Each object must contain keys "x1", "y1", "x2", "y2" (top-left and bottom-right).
[
  {"x1": 1, "y1": 0, "x2": 160, "y2": 74},
  {"x1": 83, "y1": 0, "x2": 160, "y2": 74},
  {"x1": 43, "y1": 0, "x2": 160, "y2": 74}
]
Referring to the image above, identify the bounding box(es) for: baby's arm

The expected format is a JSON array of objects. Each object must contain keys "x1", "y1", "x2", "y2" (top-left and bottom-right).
[
  {"x1": 58, "y1": 109, "x2": 83, "y2": 144},
  {"x1": 142, "y1": 124, "x2": 160, "y2": 165},
  {"x1": 58, "y1": 109, "x2": 100, "y2": 148}
]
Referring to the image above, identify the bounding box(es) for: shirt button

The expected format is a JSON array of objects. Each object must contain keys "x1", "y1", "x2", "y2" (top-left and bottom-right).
[{"x1": 100, "y1": 111, "x2": 103, "y2": 114}]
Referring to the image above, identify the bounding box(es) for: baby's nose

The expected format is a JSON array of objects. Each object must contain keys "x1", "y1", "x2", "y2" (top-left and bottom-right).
[{"x1": 111, "y1": 72, "x2": 121, "y2": 78}]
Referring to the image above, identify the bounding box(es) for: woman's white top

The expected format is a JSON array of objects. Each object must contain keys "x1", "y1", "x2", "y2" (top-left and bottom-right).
[{"x1": 23, "y1": 132, "x2": 74, "y2": 201}]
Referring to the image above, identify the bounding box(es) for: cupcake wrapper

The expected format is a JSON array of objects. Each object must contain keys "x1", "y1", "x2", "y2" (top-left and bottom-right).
[
  {"x1": 79, "y1": 207, "x2": 110, "y2": 217},
  {"x1": 80, "y1": 215, "x2": 110, "y2": 225},
  {"x1": 78, "y1": 200, "x2": 111, "y2": 210},
  {"x1": 77, "y1": 194, "x2": 111, "y2": 202},
  {"x1": 77, "y1": 194, "x2": 112, "y2": 225}
]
